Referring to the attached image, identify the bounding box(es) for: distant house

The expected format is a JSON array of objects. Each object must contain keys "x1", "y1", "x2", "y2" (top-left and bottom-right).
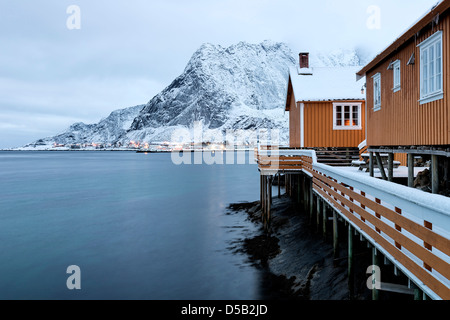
[
  {"x1": 285, "y1": 52, "x2": 366, "y2": 165},
  {"x1": 356, "y1": 1, "x2": 450, "y2": 193}
]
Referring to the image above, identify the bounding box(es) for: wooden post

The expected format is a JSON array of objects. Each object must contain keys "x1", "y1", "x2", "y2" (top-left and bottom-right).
[
  {"x1": 375, "y1": 152, "x2": 388, "y2": 181},
  {"x1": 333, "y1": 211, "x2": 339, "y2": 261},
  {"x1": 322, "y1": 204, "x2": 327, "y2": 239},
  {"x1": 269, "y1": 176, "x2": 272, "y2": 206},
  {"x1": 388, "y1": 153, "x2": 394, "y2": 182},
  {"x1": 260, "y1": 174, "x2": 263, "y2": 209},
  {"x1": 369, "y1": 152, "x2": 375, "y2": 177},
  {"x1": 348, "y1": 224, "x2": 354, "y2": 298},
  {"x1": 261, "y1": 174, "x2": 265, "y2": 217},
  {"x1": 285, "y1": 172, "x2": 288, "y2": 195},
  {"x1": 278, "y1": 173, "x2": 281, "y2": 198},
  {"x1": 408, "y1": 154, "x2": 414, "y2": 188},
  {"x1": 414, "y1": 288, "x2": 422, "y2": 301},
  {"x1": 309, "y1": 181, "x2": 314, "y2": 223},
  {"x1": 267, "y1": 176, "x2": 272, "y2": 229},
  {"x1": 316, "y1": 198, "x2": 321, "y2": 233},
  {"x1": 432, "y1": 155, "x2": 439, "y2": 194}
]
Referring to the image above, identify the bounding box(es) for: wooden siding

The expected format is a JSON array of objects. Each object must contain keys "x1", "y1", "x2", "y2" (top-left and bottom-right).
[
  {"x1": 288, "y1": 98, "x2": 366, "y2": 148},
  {"x1": 303, "y1": 101, "x2": 366, "y2": 148},
  {"x1": 366, "y1": 11, "x2": 450, "y2": 147},
  {"x1": 395, "y1": 153, "x2": 407, "y2": 166}
]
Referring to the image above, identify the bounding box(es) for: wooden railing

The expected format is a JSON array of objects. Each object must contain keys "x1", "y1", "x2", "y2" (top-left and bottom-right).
[{"x1": 258, "y1": 147, "x2": 450, "y2": 300}]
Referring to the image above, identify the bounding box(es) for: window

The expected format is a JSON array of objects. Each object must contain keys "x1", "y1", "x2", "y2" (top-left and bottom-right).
[
  {"x1": 333, "y1": 103, "x2": 362, "y2": 130},
  {"x1": 392, "y1": 60, "x2": 401, "y2": 92},
  {"x1": 373, "y1": 73, "x2": 381, "y2": 111},
  {"x1": 419, "y1": 31, "x2": 443, "y2": 104}
]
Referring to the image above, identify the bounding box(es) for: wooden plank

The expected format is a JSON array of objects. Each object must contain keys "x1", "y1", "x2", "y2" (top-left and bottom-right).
[
  {"x1": 313, "y1": 179, "x2": 450, "y2": 281},
  {"x1": 312, "y1": 171, "x2": 450, "y2": 256},
  {"x1": 314, "y1": 186, "x2": 450, "y2": 300}
]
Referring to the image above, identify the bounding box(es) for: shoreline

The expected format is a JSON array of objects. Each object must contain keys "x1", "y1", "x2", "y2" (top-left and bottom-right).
[{"x1": 227, "y1": 195, "x2": 372, "y2": 300}]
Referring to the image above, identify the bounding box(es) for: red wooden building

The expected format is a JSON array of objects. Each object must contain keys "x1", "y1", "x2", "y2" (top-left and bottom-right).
[{"x1": 285, "y1": 53, "x2": 366, "y2": 165}]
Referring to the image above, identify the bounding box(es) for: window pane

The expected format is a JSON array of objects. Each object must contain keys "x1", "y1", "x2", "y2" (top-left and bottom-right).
[
  {"x1": 344, "y1": 106, "x2": 350, "y2": 126},
  {"x1": 429, "y1": 45, "x2": 435, "y2": 93},
  {"x1": 393, "y1": 61, "x2": 400, "y2": 89},
  {"x1": 436, "y1": 41, "x2": 442, "y2": 91},
  {"x1": 352, "y1": 105, "x2": 359, "y2": 126},
  {"x1": 423, "y1": 48, "x2": 428, "y2": 96},
  {"x1": 335, "y1": 105, "x2": 342, "y2": 127}
]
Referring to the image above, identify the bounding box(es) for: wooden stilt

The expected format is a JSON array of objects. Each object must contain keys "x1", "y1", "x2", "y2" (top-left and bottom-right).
[
  {"x1": 261, "y1": 174, "x2": 264, "y2": 216},
  {"x1": 267, "y1": 176, "x2": 272, "y2": 230},
  {"x1": 348, "y1": 224, "x2": 354, "y2": 298},
  {"x1": 414, "y1": 288, "x2": 422, "y2": 300},
  {"x1": 432, "y1": 155, "x2": 439, "y2": 194},
  {"x1": 369, "y1": 152, "x2": 375, "y2": 177},
  {"x1": 278, "y1": 173, "x2": 281, "y2": 198},
  {"x1": 309, "y1": 180, "x2": 314, "y2": 222},
  {"x1": 316, "y1": 198, "x2": 321, "y2": 233},
  {"x1": 285, "y1": 172, "x2": 288, "y2": 195},
  {"x1": 322, "y1": 204, "x2": 327, "y2": 239},
  {"x1": 375, "y1": 152, "x2": 388, "y2": 181},
  {"x1": 260, "y1": 174, "x2": 263, "y2": 208},
  {"x1": 408, "y1": 154, "x2": 414, "y2": 188},
  {"x1": 333, "y1": 211, "x2": 339, "y2": 261},
  {"x1": 269, "y1": 175, "x2": 272, "y2": 206},
  {"x1": 388, "y1": 153, "x2": 394, "y2": 182}
]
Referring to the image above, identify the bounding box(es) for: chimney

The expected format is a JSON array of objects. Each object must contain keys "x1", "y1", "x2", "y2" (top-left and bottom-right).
[{"x1": 299, "y1": 52, "x2": 309, "y2": 69}]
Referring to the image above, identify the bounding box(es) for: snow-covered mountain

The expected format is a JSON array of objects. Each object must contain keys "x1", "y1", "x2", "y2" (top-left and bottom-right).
[
  {"x1": 25, "y1": 104, "x2": 144, "y2": 148},
  {"x1": 22, "y1": 42, "x2": 364, "y2": 149}
]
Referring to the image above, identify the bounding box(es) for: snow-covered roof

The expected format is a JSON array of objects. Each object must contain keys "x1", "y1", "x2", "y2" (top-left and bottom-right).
[{"x1": 289, "y1": 66, "x2": 365, "y2": 102}]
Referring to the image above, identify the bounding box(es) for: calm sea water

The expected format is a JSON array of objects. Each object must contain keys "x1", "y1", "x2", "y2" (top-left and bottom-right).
[{"x1": 0, "y1": 151, "x2": 264, "y2": 300}]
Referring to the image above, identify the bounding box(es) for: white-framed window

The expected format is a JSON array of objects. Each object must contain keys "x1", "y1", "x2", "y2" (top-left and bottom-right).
[
  {"x1": 372, "y1": 73, "x2": 381, "y2": 111},
  {"x1": 333, "y1": 103, "x2": 362, "y2": 130},
  {"x1": 419, "y1": 31, "x2": 443, "y2": 104},
  {"x1": 393, "y1": 60, "x2": 401, "y2": 92}
]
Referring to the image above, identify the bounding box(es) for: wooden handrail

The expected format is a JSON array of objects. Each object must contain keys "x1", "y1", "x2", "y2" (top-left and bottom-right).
[{"x1": 258, "y1": 146, "x2": 450, "y2": 300}]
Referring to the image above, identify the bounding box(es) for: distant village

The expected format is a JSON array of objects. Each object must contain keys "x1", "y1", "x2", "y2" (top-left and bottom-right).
[{"x1": 50, "y1": 141, "x2": 254, "y2": 152}]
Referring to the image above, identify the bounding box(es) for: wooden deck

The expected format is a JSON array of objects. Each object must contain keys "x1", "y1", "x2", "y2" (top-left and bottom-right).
[{"x1": 255, "y1": 146, "x2": 450, "y2": 300}]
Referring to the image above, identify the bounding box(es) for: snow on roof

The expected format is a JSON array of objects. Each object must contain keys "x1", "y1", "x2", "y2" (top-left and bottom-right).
[{"x1": 289, "y1": 65, "x2": 365, "y2": 102}]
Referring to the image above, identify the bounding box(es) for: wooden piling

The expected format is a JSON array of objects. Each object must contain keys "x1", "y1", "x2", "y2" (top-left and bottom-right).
[
  {"x1": 375, "y1": 152, "x2": 388, "y2": 181},
  {"x1": 369, "y1": 152, "x2": 375, "y2": 177},
  {"x1": 322, "y1": 204, "x2": 327, "y2": 239},
  {"x1": 388, "y1": 153, "x2": 394, "y2": 182},
  {"x1": 348, "y1": 224, "x2": 354, "y2": 298},
  {"x1": 267, "y1": 176, "x2": 272, "y2": 229},
  {"x1": 432, "y1": 155, "x2": 439, "y2": 194},
  {"x1": 316, "y1": 198, "x2": 321, "y2": 233},
  {"x1": 309, "y1": 180, "x2": 314, "y2": 222},
  {"x1": 278, "y1": 173, "x2": 281, "y2": 198},
  {"x1": 408, "y1": 154, "x2": 414, "y2": 188},
  {"x1": 333, "y1": 211, "x2": 339, "y2": 260}
]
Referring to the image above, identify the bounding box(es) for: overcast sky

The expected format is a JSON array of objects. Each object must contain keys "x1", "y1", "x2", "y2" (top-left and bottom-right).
[{"x1": 0, "y1": 0, "x2": 441, "y2": 148}]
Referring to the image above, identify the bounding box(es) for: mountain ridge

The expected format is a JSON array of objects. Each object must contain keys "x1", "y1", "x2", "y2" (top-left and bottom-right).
[{"x1": 21, "y1": 41, "x2": 364, "y2": 150}]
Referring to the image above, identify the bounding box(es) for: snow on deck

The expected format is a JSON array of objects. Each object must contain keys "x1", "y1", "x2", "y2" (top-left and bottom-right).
[{"x1": 339, "y1": 165, "x2": 429, "y2": 179}]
